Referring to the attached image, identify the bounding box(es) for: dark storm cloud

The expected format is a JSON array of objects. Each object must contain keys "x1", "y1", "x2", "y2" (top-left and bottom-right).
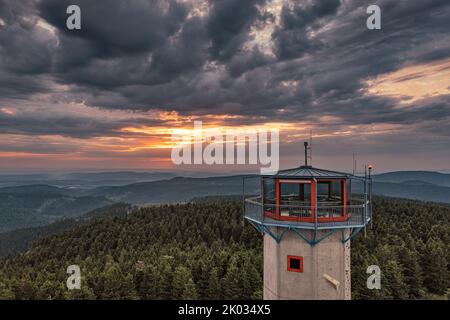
[
  {"x1": 0, "y1": 110, "x2": 168, "y2": 138},
  {"x1": 0, "y1": 22, "x2": 53, "y2": 74},
  {"x1": 149, "y1": 16, "x2": 208, "y2": 81},
  {"x1": 50, "y1": 18, "x2": 208, "y2": 91},
  {"x1": 0, "y1": 0, "x2": 55, "y2": 96},
  {"x1": 207, "y1": 0, "x2": 268, "y2": 61},
  {"x1": 40, "y1": 0, "x2": 188, "y2": 57},
  {"x1": 0, "y1": 0, "x2": 37, "y2": 23},
  {"x1": 36, "y1": 0, "x2": 212, "y2": 91},
  {"x1": 227, "y1": 48, "x2": 274, "y2": 78},
  {"x1": 0, "y1": 0, "x2": 449, "y2": 139},
  {"x1": 272, "y1": 0, "x2": 340, "y2": 60}
]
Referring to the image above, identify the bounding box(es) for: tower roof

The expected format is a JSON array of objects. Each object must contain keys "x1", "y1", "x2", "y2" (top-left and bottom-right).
[{"x1": 270, "y1": 165, "x2": 352, "y2": 179}]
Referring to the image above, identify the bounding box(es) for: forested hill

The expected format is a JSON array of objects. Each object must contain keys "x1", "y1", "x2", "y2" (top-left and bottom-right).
[
  {"x1": 0, "y1": 203, "x2": 133, "y2": 257},
  {"x1": 0, "y1": 198, "x2": 449, "y2": 300}
]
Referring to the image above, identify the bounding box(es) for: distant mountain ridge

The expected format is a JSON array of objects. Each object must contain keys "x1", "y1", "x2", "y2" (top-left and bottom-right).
[
  {"x1": 1, "y1": 170, "x2": 449, "y2": 234},
  {"x1": 87, "y1": 173, "x2": 450, "y2": 205},
  {"x1": 87, "y1": 175, "x2": 259, "y2": 204},
  {"x1": 374, "y1": 171, "x2": 450, "y2": 187},
  {"x1": 0, "y1": 171, "x2": 176, "y2": 188},
  {"x1": 372, "y1": 181, "x2": 450, "y2": 204}
]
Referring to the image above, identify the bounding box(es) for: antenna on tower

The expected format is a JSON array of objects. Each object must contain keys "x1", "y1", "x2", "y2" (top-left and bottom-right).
[
  {"x1": 304, "y1": 142, "x2": 309, "y2": 166},
  {"x1": 303, "y1": 136, "x2": 312, "y2": 167},
  {"x1": 309, "y1": 130, "x2": 313, "y2": 166}
]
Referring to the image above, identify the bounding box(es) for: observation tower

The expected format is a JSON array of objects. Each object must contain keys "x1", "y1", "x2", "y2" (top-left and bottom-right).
[{"x1": 243, "y1": 143, "x2": 372, "y2": 300}]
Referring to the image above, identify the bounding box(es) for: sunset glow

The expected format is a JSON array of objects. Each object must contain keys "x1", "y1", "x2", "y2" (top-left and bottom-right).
[{"x1": 366, "y1": 58, "x2": 450, "y2": 104}]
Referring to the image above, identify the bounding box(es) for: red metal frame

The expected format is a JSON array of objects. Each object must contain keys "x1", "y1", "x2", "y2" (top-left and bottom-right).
[
  {"x1": 348, "y1": 179, "x2": 352, "y2": 219},
  {"x1": 269, "y1": 179, "x2": 315, "y2": 223},
  {"x1": 275, "y1": 177, "x2": 280, "y2": 218},
  {"x1": 311, "y1": 179, "x2": 316, "y2": 222},
  {"x1": 316, "y1": 179, "x2": 347, "y2": 222},
  {"x1": 264, "y1": 177, "x2": 349, "y2": 223},
  {"x1": 287, "y1": 255, "x2": 303, "y2": 273}
]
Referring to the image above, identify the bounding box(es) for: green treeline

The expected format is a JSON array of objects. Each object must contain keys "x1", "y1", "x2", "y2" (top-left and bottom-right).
[
  {"x1": 352, "y1": 198, "x2": 449, "y2": 299},
  {"x1": 0, "y1": 198, "x2": 449, "y2": 299}
]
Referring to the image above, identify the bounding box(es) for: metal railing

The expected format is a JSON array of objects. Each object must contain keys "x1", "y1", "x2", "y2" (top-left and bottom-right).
[
  {"x1": 245, "y1": 197, "x2": 264, "y2": 222},
  {"x1": 244, "y1": 196, "x2": 369, "y2": 229}
]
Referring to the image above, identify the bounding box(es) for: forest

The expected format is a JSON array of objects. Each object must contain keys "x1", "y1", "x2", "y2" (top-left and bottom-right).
[{"x1": 0, "y1": 197, "x2": 449, "y2": 299}]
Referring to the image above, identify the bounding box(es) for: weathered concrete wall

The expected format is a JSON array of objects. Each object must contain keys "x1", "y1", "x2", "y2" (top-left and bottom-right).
[
  {"x1": 344, "y1": 238, "x2": 351, "y2": 300},
  {"x1": 263, "y1": 228, "x2": 351, "y2": 300},
  {"x1": 263, "y1": 232, "x2": 279, "y2": 300}
]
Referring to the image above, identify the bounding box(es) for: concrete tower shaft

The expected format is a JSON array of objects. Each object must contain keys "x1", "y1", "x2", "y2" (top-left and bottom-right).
[{"x1": 263, "y1": 229, "x2": 351, "y2": 300}]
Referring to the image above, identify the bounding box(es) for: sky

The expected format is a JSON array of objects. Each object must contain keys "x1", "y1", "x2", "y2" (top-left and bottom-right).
[{"x1": 0, "y1": 0, "x2": 449, "y2": 174}]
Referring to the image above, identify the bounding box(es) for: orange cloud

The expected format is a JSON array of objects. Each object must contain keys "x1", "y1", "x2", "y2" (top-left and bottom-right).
[
  {"x1": 0, "y1": 107, "x2": 15, "y2": 115},
  {"x1": 365, "y1": 58, "x2": 450, "y2": 104}
]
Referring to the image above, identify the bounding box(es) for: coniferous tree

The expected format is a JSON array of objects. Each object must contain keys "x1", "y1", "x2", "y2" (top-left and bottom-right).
[
  {"x1": 182, "y1": 278, "x2": 198, "y2": 300},
  {"x1": 206, "y1": 267, "x2": 221, "y2": 299},
  {"x1": 397, "y1": 244, "x2": 424, "y2": 298},
  {"x1": 172, "y1": 266, "x2": 192, "y2": 299},
  {"x1": 222, "y1": 255, "x2": 242, "y2": 299},
  {"x1": 422, "y1": 238, "x2": 448, "y2": 295},
  {"x1": 159, "y1": 260, "x2": 174, "y2": 299}
]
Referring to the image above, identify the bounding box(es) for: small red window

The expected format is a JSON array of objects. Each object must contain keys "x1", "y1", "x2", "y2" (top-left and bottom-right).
[{"x1": 287, "y1": 255, "x2": 303, "y2": 272}]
